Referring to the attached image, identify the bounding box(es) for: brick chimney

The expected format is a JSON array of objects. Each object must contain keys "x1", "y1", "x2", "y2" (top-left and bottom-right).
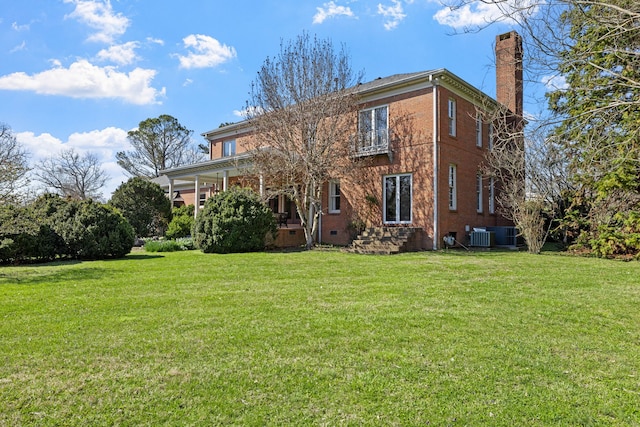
[{"x1": 495, "y1": 31, "x2": 523, "y2": 118}]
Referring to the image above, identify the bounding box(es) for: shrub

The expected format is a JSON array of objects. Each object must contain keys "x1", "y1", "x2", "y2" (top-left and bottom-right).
[
  {"x1": 0, "y1": 195, "x2": 134, "y2": 264},
  {"x1": 0, "y1": 200, "x2": 64, "y2": 263},
  {"x1": 166, "y1": 205, "x2": 195, "y2": 240},
  {"x1": 176, "y1": 237, "x2": 195, "y2": 250},
  {"x1": 144, "y1": 237, "x2": 194, "y2": 253},
  {"x1": 110, "y1": 177, "x2": 172, "y2": 237},
  {"x1": 193, "y1": 187, "x2": 277, "y2": 254},
  {"x1": 52, "y1": 199, "x2": 135, "y2": 260},
  {"x1": 586, "y1": 210, "x2": 640, "y2": 259}
]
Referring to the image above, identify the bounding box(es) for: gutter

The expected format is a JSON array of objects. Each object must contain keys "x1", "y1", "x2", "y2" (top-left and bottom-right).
[{"x1": 431, "y1": 74, "x2": 439, "y2": 250}]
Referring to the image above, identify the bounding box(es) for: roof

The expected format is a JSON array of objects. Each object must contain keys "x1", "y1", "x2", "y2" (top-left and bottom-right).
[
  {"x1": 201, "y1": 68, "x2": 499, "y2": 140},
  {"x1": 354, "y1": 71, "x2": 434, "y2": 92}
]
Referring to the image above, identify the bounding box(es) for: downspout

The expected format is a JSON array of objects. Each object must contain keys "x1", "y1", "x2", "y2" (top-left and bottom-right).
[
  {"x1": 318, "y1": 205, "x2": 322, "y2": 245},
  {"x1": 431, "y1": 75, "x2": 439, "y2": 250}
]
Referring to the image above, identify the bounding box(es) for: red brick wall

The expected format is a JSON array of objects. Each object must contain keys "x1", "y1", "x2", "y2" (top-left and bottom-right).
[
  {"x1": 436, "y1": 86, "x2": 512, "y2": 247},
  {"x1": 209, "y1": 132, "x2": 255, "y2": 160}
]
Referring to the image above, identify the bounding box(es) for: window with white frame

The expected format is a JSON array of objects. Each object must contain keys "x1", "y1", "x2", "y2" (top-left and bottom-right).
[
  {"x1": 384, "y1": 174, "x2": 412, "y2": 224},
  {"x1": 476, "y1": 172, "x2": 483, "y2": 213},
  {"x1": 358, "y1": 105, "x2": 388, "y2": 153},
  {"x1": 489, "y1": 177, "x2": 495, "y2": 214},
  {"x1": 448, "y1": 99, "x2": 456, "y2": 137},
  {"x1": 448, "y1": 164, "x2": 457, "y2": 210},
  {"x1": 329, "y1": 181, "x2": 341, "y2": 213},
  {"x1": 488, "y1": 123, "x2": 494, "y2": 150},
  {"x1": 476, "y1": 113, "x2": 483, "y2": 147},
  {"x1": 223, "y1": 140, "x2": 236, "y2": 157},
  {"x1": 199, "y1": 193, "x2": 206, "y2": 207}
]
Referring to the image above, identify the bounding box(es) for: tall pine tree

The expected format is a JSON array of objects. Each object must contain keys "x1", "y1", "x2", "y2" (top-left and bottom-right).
[{"x1": 547, "y1": 0, "x2": 640, "y2": 257}]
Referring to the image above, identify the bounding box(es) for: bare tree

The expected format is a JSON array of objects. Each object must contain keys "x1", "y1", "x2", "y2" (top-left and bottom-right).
[
  {"x1": 245, "y1": 32, "x2": 364, "y2": 249},
  {"x1": 482, "y1": 107, "x2": 571, "y2": 253},
  {"x1": 117, "y1": 114, "x2": 205, "y2": 178},
  {"x1": 0, "y1": 123, "x2": 30, "y2": 204},
  {"x1": 35, "y1": 148, "x2": 109, "y2": 200}
]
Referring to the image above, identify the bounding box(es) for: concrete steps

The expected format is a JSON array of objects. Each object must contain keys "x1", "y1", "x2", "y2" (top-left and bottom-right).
[{"x1": 344, "y1": 227, "x2": 423, "y2": 254}]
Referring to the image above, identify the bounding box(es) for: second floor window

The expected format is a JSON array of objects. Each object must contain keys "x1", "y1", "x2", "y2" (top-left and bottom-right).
[
  {"x1": 488, "y1": 123, "x2": 494, "y2": 150},
  {"x1": 223, "y1": 140, "x2": 236, "y2": 157},
  {"x1": 476, "y1": 113, "x2": 483, "y2": 147},
  {"x1": 358, "y1": 105, "x2": 388, "y2": 152},
  {"x1": 489, "y1": 177, "x2": 495, "y2": 214},
  {"x1": 448, "y1": 99, "x2": 456, "y2": 137}
]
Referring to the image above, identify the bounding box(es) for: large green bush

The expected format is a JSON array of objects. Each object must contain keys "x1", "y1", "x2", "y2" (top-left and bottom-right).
[
  {"x1": 0, "y1": 204, "x2": 39, "y2": 263},
  {"x1": 0, "y1": 195, "x2": 134, "y2": 264},
  {"x1": 193, "y1": 187, "x2": 277, "y2": 254},
  {"x1": 583, "y1": 210, "x2": 640, "y2": 259},
  {"x1": 61, "y1": 200, "x2": 135, "y2": 259},
  {"x1": 110, "y1": 177, "x2": 172, "y2": 237}
]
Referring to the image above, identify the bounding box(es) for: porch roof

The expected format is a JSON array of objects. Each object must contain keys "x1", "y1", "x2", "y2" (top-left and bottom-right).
[{"x1": 158, "y1": 152, "x2": 253, "y2": 184}]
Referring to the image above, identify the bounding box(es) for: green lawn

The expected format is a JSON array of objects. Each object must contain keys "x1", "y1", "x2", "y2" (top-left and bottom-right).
[{"x1": 1, "y1": 249, "x2": 639, "y2": 426}]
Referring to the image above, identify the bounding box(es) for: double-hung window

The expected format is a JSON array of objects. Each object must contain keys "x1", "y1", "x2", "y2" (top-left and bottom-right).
[
  {"x1": 358, "y1": 105, "x2": 388, "y2": 153},
  {"x1": 488, "y1": 123, "x2": 494, "y2": 150},
  {"x1": 476, "y1": 113, "x2": 483, "y2": 147},
  {"x1": 476, "y1": 172, "x2": 483, "y2": 213},
  {"x1": 223, "y1": 140, "x2": 236, "y2": 157},
  {"x1": 384, "y1": 174, "x2": 412, "y2": 224},
  {"x1": 448, "y1": 164, "x2": 457, "y2": 210},
  {"x1": 489, "y1": 177, "x2": 495, "y2": 214},
  {"x1": 329, "y1": 181, "x2": 341, "y2": 213},
  {"x1": 448, "y1": 99, "x2": 456, "y2": 137}
]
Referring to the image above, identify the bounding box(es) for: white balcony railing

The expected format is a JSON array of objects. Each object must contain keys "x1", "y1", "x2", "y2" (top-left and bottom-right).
[{"x1": 353, "y1": 129, "x2": 390, "y2": 157}]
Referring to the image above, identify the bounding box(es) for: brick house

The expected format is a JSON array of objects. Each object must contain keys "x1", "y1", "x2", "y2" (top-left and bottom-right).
[{"x1": 157, "y1": 31, "x2": 523, "y2": 250}]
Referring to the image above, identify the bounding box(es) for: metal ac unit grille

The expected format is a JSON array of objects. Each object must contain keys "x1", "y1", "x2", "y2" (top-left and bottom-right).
[{"x1": 470, "y1": 231, "x2": 495, "y2": 247}]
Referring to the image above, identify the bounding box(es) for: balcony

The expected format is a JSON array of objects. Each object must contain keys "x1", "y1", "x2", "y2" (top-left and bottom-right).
[{"x1": 353, "y1": 129, "x2": 391, "y2": 158}]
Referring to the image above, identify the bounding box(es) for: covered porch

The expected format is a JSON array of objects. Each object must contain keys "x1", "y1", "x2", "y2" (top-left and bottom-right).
[
  {"x1": 156, "y1": 154, "x2": 306, "y2": 248},
  {"x1": 158, "y1": 153, "x2": 254, "y2": 217}
]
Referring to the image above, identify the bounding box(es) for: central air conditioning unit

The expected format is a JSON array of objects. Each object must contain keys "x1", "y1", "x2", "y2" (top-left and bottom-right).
[{"x1": 470, "y1": 229, "x2": 495, "y2": 247}]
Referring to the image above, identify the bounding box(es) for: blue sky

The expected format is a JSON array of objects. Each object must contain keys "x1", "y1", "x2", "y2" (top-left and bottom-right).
[{"x1": 0, "y1": 0, "x2": 536, "y2": 198}]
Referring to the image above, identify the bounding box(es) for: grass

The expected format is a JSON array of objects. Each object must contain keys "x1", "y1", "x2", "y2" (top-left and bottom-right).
[{"x1": 1, "y1": 249, "x2": 639, "y2": 426}]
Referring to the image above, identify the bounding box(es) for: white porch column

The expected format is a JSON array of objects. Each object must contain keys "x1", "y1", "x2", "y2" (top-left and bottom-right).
[
  {"x1": 194, "y1": 175, "x2": 200, "y2": 218},
  {"x1": 259, "y1": 174, "x2": 264, "y2": 196},
  {"x1": 168, "y1": 179, "x2": 174, "y2": 204},
  {"x1": 223, "y1": 170, "x2": 229, "y2": 191}
]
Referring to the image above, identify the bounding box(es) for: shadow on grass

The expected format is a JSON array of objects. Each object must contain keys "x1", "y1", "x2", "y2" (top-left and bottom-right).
[
  {"x1": 1, "y1": 253, "x2": 164, "y2": 286},
  {"x1": 1, "y1": 266, "x2": 110, "y2": 286},
  {"x1": 109, "y1": 253, "x2": 165, "y2": 261}
]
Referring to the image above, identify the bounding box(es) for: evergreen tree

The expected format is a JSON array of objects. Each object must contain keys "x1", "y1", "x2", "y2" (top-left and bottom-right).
[{"x1": 547, "y1": 0, "x2": 640, "y2": 256}]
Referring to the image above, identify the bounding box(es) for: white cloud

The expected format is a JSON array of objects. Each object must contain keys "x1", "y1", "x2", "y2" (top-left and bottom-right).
[
  {"x1": 378, "y1": 0, "x2": 406, "y2": 30},
  {"x1": 176, "y1": 34, "x2": 237, "y2": 69},
  {"x1": 313, "y1": 1, "x2": 355, "y2": 24},
  {"x1": 541, "y1": 74, "x2": 568, "y2": 91},
  {"x1": 17, "y1": 127, "x2": 131, "y2": 198},
  {"x1": 0, "y1": 59, "x2": 165, "y2": 105},
  {"x1": 433, "y1": 0, "x2": 538, "y2": 30},
  {"x1": 146, "y1": 37, "x2": 164, "y2": 46},
  {"x1": 234, "y1": 105, "x2": 263, "y2": 119},
  {"x1": 10, "y1": 41, "x2": 27, "y2": 53},
  {"x1": 64, "y1": 0, "x2": 130, "y2": 43},
  {"x1": 12, "y1": 22, "x2": 30, "y2": 31},
  {"x1": 96, "y1": 41, "x2": 140, "y2": 65}
]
